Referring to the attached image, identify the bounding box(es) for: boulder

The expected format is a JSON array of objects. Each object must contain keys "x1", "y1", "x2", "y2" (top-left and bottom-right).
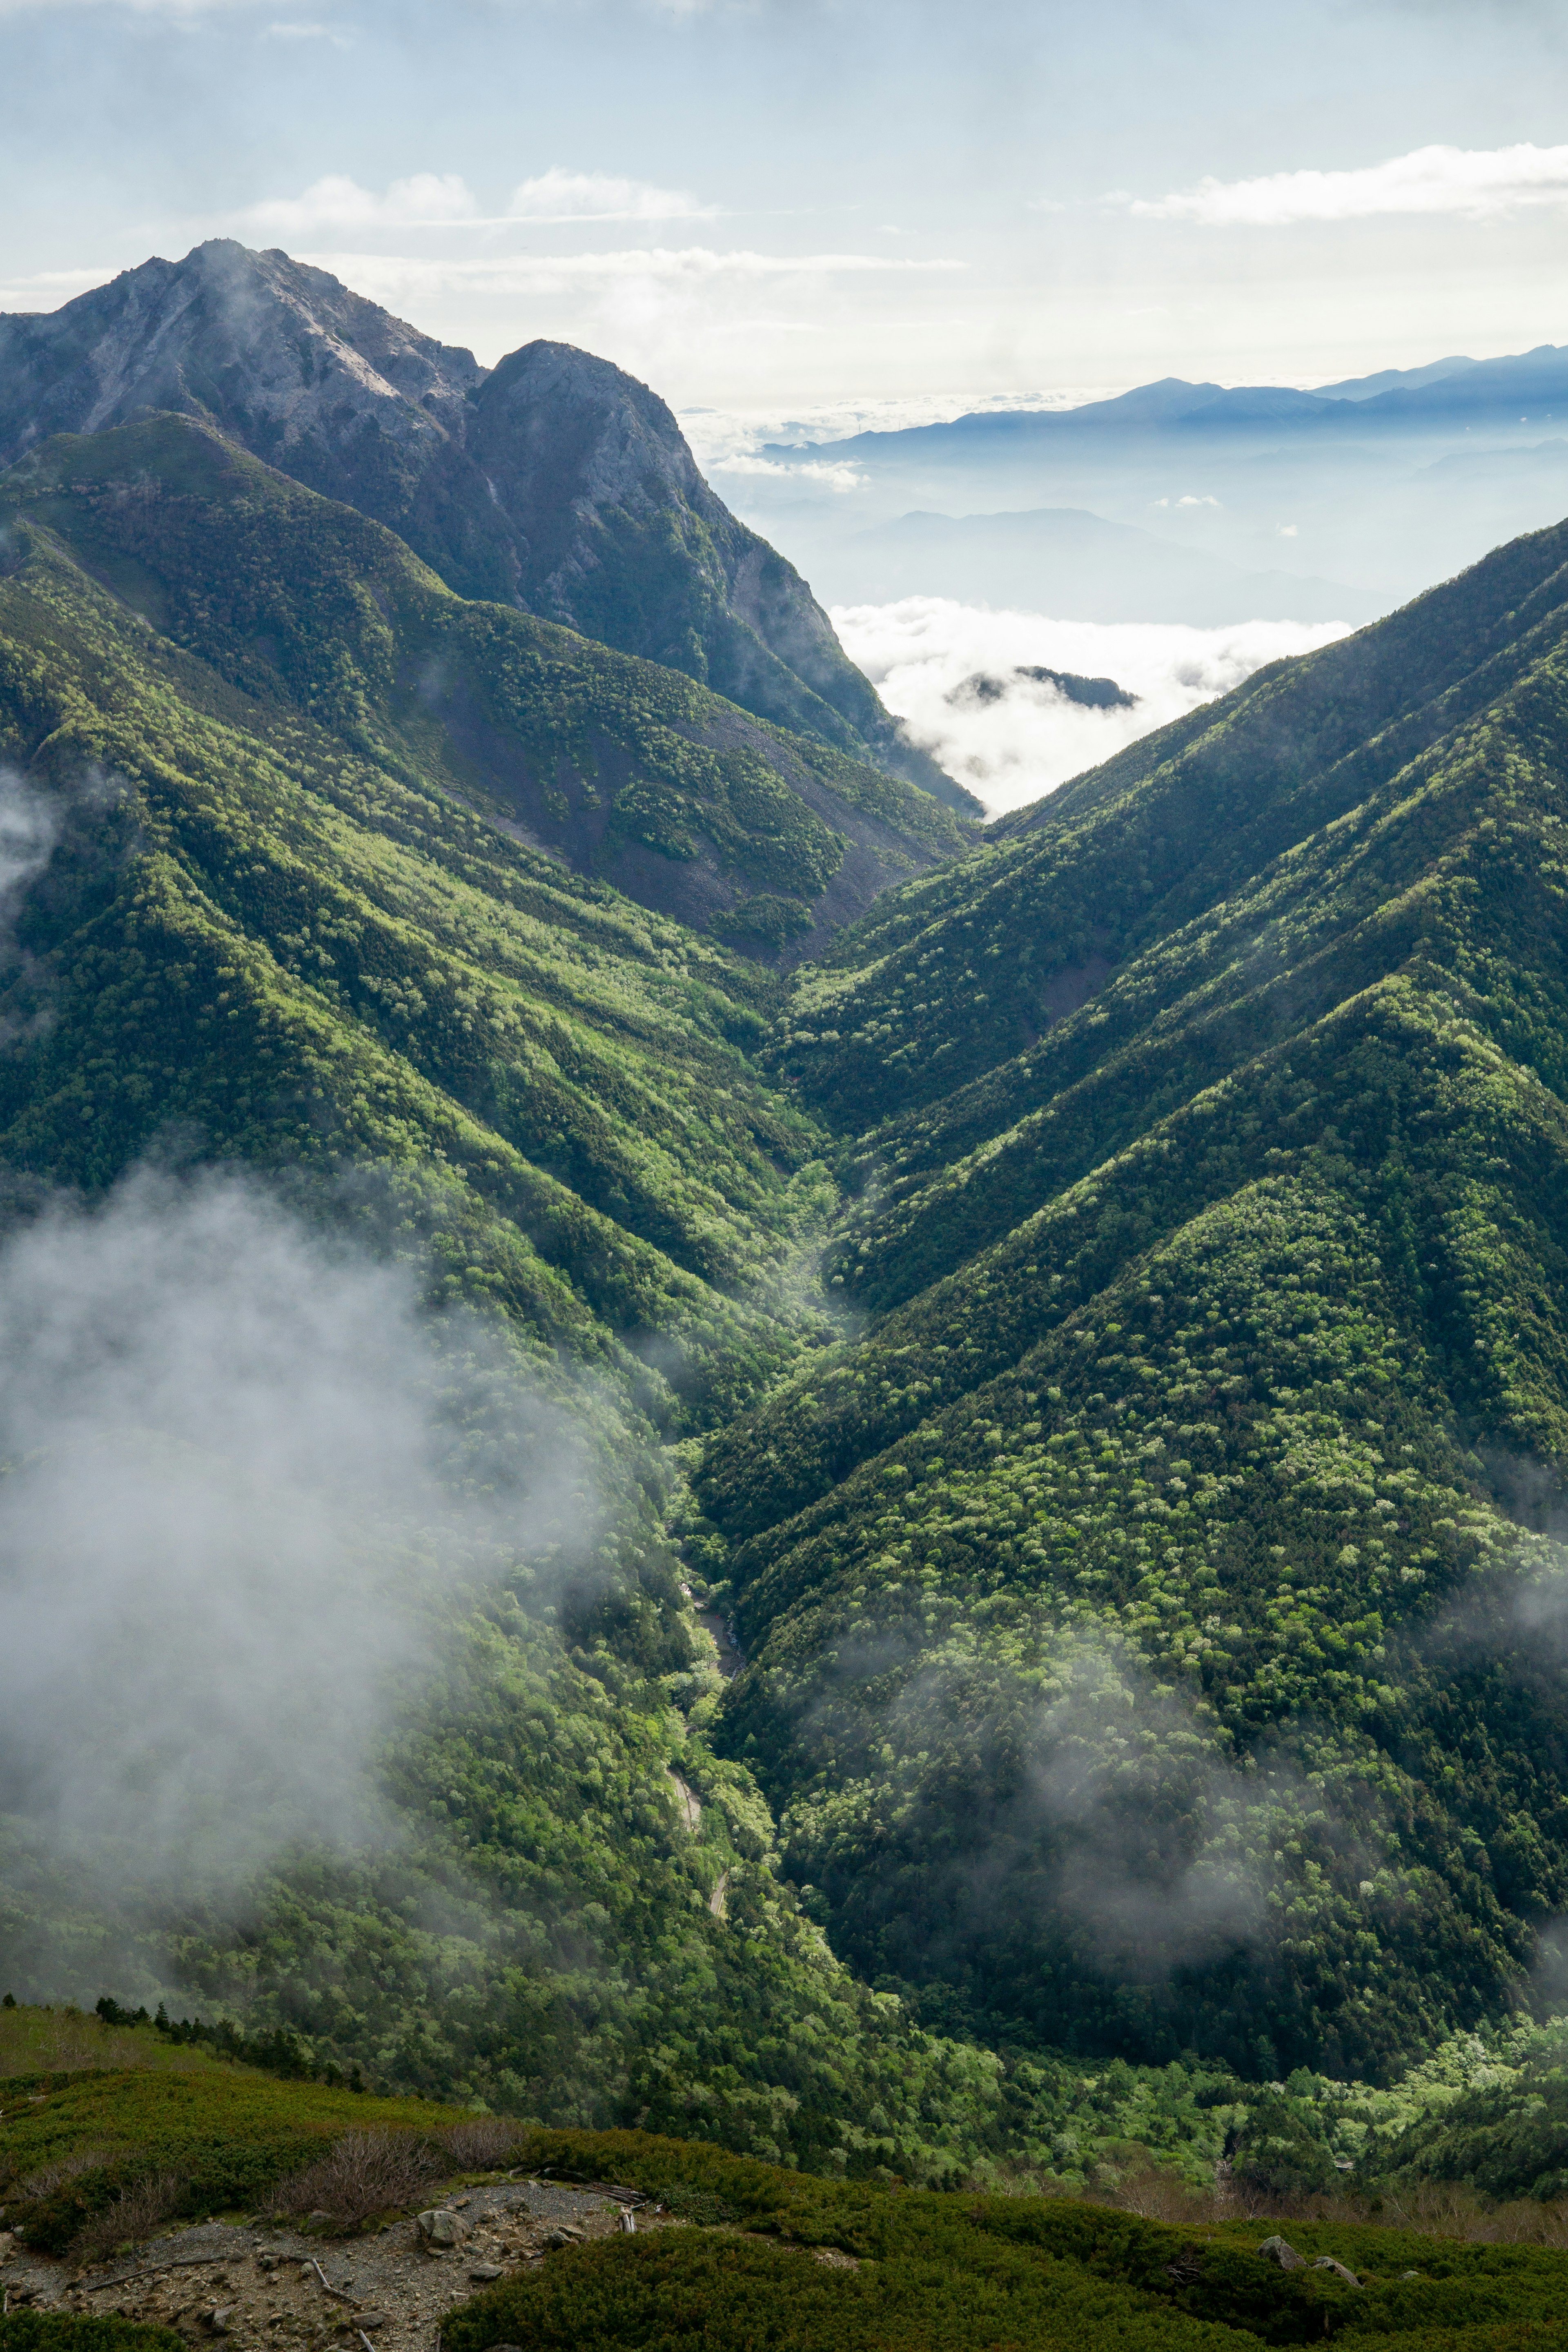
[{"x1": 415, "y1": 2208, "x2": 470, "y2": 2249}]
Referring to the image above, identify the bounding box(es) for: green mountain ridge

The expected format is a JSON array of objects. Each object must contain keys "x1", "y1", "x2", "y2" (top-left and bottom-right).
[
  {"x1": 4, "y1": 395, "x2": 1568, "y2": 2203},
  {"x1": 0, "y1": 242, "x2": 973, "y2": 810},
  {"x1": 693, "y1": 511, "x2": 1568, "y2": 2084}
]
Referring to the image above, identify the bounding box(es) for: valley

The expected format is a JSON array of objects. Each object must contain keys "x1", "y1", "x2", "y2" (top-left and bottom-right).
[{"x1": 3, "y1": 243, "x2": 1568, "y2": 2347}]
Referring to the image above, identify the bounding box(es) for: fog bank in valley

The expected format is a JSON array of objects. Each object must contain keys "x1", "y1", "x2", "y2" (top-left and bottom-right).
[
  {"x1": 0, "y1": 1166, "x2": 595, "y2": 1902},
  {"x1": 833, "y1": 599, "x2": 1354, "y2": 815}
]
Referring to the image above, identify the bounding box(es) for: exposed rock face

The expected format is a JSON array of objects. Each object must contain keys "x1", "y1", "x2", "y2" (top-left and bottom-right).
[{"x1": 0, "y1": 240, "x2": 970, "y2": 808}]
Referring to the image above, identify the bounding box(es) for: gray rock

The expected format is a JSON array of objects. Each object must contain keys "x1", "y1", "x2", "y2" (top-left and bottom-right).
[
  {"x1": 1258, "y1": 2235, "x2": 1306, "y2": 2271},
  {"x1": 209, "y1": 2307, "x2": 237, "y2": 2334},
  {"x1": 415, "y1": 2209, "x2": 470, "y2": 2249},
  {"x1": 1312, "y1": 2256, "x2": 1361, "y2": 2285},
  {"x1": 468, "y1": 2264, "x2": 505, "y2": 2281}
]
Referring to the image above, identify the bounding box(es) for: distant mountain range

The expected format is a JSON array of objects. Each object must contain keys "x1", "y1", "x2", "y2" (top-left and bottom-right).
[
  {"x1": 728, "y1": 343, "x2": 1568, "y2": 625},
  {"x1": 795, "y1": 343, "x2": 1568, "y2": 460}
]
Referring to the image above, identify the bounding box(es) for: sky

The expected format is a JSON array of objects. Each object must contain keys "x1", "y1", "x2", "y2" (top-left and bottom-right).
[{"x1": 3, "y1": 0, "x2": 1568, "y2": 414}]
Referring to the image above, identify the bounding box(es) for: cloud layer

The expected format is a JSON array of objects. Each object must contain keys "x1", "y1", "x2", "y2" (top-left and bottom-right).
[
  {"x1": 1134, "y1": 141, "x2": 1568, "y2": 227},
  {"x1": 832, "y1": 598, "x2": 1352, "y2": 815},
  {"x1": 238, "y1": 167, "x2": 711, "y2": 238}
]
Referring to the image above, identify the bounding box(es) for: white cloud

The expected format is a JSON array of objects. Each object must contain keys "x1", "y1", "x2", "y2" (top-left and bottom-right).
[
  {"x1": 1278, "y1": 523, "x2": 1299, "y2": 537},
  {"x1": 1131, "y1": 141, "x2": 1568, "y2": 227},
  {"x1": 0, "y1": 1163, "x2": 591, "y2": 1892},
  {"x1": 232, "y1": 168, "x2": 713, "y2": 241},
  {"x1": 240, "y1": 173, "x2": 481, "y2": 236},
  {"x1": 506, "y1": 167, "x2": 711, "y2": 224},
  {"x1": 264, "y1": 18, "x2": 350, "y2": 44},
  {"x1": 0, "y1": 266, "x2": 115, "y2": 306},
  {"x1": 831, "y1": 597, "x2": 1354, "y2": 815},
  {"x1": 710, "y1": 452, "x2": 865, "y2": 492},
  {"x1": 296, "y1": 245, "x2": 963, "y2": 302}
]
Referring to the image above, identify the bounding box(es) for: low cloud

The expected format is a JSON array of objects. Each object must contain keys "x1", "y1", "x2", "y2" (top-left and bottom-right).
[
  {"x1": 236, "y1": 167, "x2": 712, "y2": 241},
  {"x1": 506, "y1": 167, "x2": 711, "y2": 224},
  {"x1": 0, "y1": 1164, "x2": 594, "y2": 1898},
  {"x1": 1132, "y1": 141, "x2": 1568, "y2": 227},
  {"x1": 710, "y1": 452, "x2": 865, "y2": 493},
  {"x1": 830, "y1": 597, "x2": 1351, "y2": 814},
  {"x1": 0, "y1": 770, "x2": 59, "y2": 911},
  {"x1": 1008, "y1": 1642, "x2": 1271, "y2": 1975},
  {"x1": 798, "y1": 1629, "x2": 1283, "y2": 1988},
  {"x1": 263, "y1": 20, "x2": 351, "y2": 46}
]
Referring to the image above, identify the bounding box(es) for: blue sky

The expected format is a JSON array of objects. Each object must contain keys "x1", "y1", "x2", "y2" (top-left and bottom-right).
[{"x1": 4, "y1": 0, "x2": 1568, "y2": 409}]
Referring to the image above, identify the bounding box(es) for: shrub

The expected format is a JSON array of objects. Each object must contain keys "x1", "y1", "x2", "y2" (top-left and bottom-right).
[
  {"x1": 434, "y1": 2120, "x2": 530, "y2": 2171},
  {"x1": 68, "y1": 2173, "x2": 187, "y2": 2267},
  {"x1": 270, "y1": 2129, "x2": 446, "y2": 2228},
  {"x1": 0, "y1": 2323, "x2": 180, "y2": 2352}
]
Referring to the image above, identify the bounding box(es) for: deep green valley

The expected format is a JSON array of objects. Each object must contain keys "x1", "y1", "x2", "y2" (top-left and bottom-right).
[{"x1": 5, "y1": 245, "x2": 1568, "y2": 2350}]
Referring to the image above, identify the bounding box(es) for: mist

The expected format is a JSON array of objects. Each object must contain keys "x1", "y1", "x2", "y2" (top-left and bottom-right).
[
  {"x1": 831, "y1": 599, "x2": 1354, "y2": 815},
  {"x1": 801, "y1": 1626, "x2": 1305, "y2": 1999},
  {"x1": 0, "y1": 1164, "x2": 595, "y2": 1897}
]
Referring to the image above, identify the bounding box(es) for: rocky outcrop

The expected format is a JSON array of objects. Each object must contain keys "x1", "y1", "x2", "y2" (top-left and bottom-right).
[{"x1": 0, "y1": 241, "x2": 971, "y2": 808}]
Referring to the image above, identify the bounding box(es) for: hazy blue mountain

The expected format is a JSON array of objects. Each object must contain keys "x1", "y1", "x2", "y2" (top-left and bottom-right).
[
  {"x1": 1314, "y1": 354, "x2": 1477, "y2": 401},
  {"x1": 724, "y1": 343, "x2": 1568, "y2": 626}
]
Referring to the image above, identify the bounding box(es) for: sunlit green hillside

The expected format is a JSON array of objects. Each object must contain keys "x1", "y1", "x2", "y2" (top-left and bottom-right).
[{"x1": 698, "y1": 515, "x2": 1568, "y2": 2080}]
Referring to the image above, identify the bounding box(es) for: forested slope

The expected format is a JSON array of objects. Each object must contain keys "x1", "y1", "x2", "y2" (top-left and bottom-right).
[
  {"x1": 696, "y1": 514, "x2": 1568, "y2": 2080},
  {"x1": 8, "y1": 394, "x2": 1568, "y2": 2190},
  {"x1": 0, "y1": 418, "x2": 969, "y2": 971},
  {"x1": 0, "y1": 412, "x2": 1005, "y2": 2167}
]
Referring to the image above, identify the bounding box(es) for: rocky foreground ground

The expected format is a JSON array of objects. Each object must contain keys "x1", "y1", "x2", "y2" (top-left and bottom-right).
[{"x1": 0, "y1": 2176, "x2": 642, "y2": 2349}]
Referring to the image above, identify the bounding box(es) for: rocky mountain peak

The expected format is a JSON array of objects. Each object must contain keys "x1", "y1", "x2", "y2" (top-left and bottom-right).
[
  {"x1": 0, "y1": 243, "x2": 972, "y2": 806},
  {"x1": 0, "y1": 238, "x2": 483, "y2": 467}
]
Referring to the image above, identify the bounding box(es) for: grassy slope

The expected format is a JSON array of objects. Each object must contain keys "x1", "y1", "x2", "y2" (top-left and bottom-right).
[
  {"x1": 11, "y1": 2088, "x2": 1568, "y2": 2350},
  {"x1": 695, "y1": 518, "x2": 1568, "y2": 2081}
]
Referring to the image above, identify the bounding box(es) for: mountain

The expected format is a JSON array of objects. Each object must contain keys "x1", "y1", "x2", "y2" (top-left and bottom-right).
[
  {"x1": 821, "y1": 504, "x2": 1372, "y2": 623},
  {"x1": 0, "y1": 407, "x2": 1020, "y2": 2165},
  {"x1": 0, "y1": 416, "x2": 970, "y2": 963},
  {"x1": 9, "y1": 372, "x2": 1568, "y2": 2198},
  {"x1": 694, "y1": 508, "x2": 1568, "y2": 2080},
  {"x1": 0, "y1": 240, "x2": 969, "y2": 808},
  {"x1": 1314, "y1": 354, "x2": 1477, "y2": 402},
  {"x1": 799, "y1": 343, "x2": 1568, "y2": 461}
]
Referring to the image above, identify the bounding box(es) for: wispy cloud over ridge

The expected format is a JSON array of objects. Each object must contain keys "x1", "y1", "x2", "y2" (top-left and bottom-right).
[
  {"x1": 236, "y1": 169, "x2": 713, "y2": 239},
  {"x1": 1131, "y1": 141, "x2": 1568, "y2": 227},
  {"x1": 296, "y1": 246, "x2": 964, "y2": 305}
]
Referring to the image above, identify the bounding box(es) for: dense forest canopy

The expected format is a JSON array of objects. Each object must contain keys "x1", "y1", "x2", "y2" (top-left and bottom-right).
[{"x1": 2, "y1": 392, "x2": 1568, "y2": 2204}]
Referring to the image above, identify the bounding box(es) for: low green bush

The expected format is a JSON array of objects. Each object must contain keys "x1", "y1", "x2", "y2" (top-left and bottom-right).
[{"x1": 0, "y1": 2322, "x2": 181, "y2": 2352}]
